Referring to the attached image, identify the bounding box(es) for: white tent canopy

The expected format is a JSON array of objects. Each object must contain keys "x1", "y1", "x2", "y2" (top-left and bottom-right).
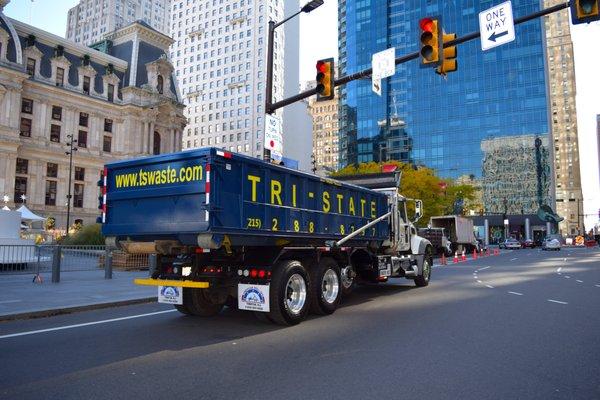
[{"x1": 16, "y1": 205, "x2": 45, "y2": 222}]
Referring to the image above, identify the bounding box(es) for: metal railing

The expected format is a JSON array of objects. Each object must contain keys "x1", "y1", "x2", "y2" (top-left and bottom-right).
[{"x1": 0, "y1": 245, "x2": 151, "y2": 282}]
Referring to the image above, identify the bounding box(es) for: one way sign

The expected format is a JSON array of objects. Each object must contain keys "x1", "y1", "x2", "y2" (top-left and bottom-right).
[{"x1": 479, "y1": 1, "x2": 515, "y2": 51}]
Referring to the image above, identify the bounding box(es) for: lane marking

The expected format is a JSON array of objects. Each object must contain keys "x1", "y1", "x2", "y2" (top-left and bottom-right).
[
  {"x1": 557, "y1": 267, "x2": 562, "y2": 272},
  {"x1": 595, "y1": 285, "x2": 600, "y2": 288},
  {"x1": 564, "y1": 276, "x2": 570, "y2": 279},
  {"x1": 510, "y1": 258, "x2": 517, "y2": 261},
  {"x1": 508, "y1": 291, "x2": 523, "y2": 296},
  {"x1": 0, "y1": 309, "x2": 177, "y2": 340},
  {"x1": 576, "y1": 280, "x2": 583, "y2": 283},
  {"x1": 477, "y1": 280, "x2": 482, "y2": 283},
  {"x1": 485, "y1": 284, "x2": 494, "y2": 289},
  {"x1": 0, "y1": 300, "x2": 22, "y2": 304},
  {"x1": 478, "y1": 266, "x2": 491, "y2": 271},
  {"x1": 547, "y1": 299, "x2": 568, "y2": 305}
]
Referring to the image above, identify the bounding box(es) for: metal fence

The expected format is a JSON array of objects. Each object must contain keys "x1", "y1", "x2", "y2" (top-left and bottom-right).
[{"x1": 0, "y1": 245, "x2": 150, "y2": 281}]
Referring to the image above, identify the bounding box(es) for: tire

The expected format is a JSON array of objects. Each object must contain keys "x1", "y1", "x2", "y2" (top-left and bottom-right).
[
  {"x1": 415, "y1": 248, "x2": 433, "y2": 287},
  {"x1": 310, "y1": 258, "x2": 342, "y2": 315},
  {"x1": 174, "y1": 303, "x2": 191, "y2": 315},
  {"x1": 340, "y1": 264, "x2": 356, "y2": 297},
  {"x1": 267, "y1": 260, "x2": 310, "y2": 326},
  {"x1": 183, "y1": 288, "x2": 225, "y2": 317}
]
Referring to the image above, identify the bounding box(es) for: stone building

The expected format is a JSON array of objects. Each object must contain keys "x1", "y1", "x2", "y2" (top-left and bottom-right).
[
  {"x1": 0, "y1": 3, "x2": 185, "y2": 230},
  {"x1": 307, "y1": 88, "x2": 339, "y2": 173}
]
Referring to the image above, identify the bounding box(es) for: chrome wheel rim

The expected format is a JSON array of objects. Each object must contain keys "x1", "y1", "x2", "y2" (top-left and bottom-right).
[
  {"x1": 423, "y1": 260, "x2": 431, "y2": 282},
  {"x1": 322, "y1": 269, "x2": 340, "y2": 304},
  {"x1": 340, "y1": 266, "x2": 354, "y2": 289},
  {"x1": 285, "y1": 273, "x2": 307, "y2": 315}
]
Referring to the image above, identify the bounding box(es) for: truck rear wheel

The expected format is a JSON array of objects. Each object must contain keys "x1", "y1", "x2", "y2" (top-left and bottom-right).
[
  {"x1": 310, "y1": 258, "x2": 342, "y2": 315},
  {"x1": 267, "y1": 260, "x2": 310, "y2": 325},
  {"x1": 181, "y1": 288, "x2": 225, "y2": 317},
  {"x1": 340, "y1": 265, "x2": 355, "y2": 297}
]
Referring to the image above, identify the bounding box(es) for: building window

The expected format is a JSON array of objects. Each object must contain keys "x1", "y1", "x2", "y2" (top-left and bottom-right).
[
  {"x1": 77, "y1": 130, "x2": 87, "y2": 148},
  {"x1": 14, "y1": 177, "x2": 27, "y2": 203},
  {"x1": 157, "y1": 75, "x2": 164, "y2": 94},
  {"x1": 50, "y1": 124, "x2": 61, "y2": 142},
  {"x1": 153, "y1": 131, "x2": 161, "y2": 155},
  {"x1": 52, "y1": 106, "x2": 62, "y2": 121},
  {"x1": 107, "y1": 84, "x2": 114, "y2": 102},
  {"x1": 79, "y1": 112, "x2": 88, "y2": 127},
  {"x1": 45, "y1": 180, "x2": 57, "y2": 206},
  {"x1": 47, "y1": 162, "x2": 58, "y2": 178},
  {"x1": 20, "y1": 118, "x2": 32, "y2": 137},
  {"x1": 83, "y1": 76, "x2": 90, "y2": 94},
  {"x1": 26, "y1": 58, "x2": 36, "y2": 76},
  {"x1": 21, "y1": 98, "x2": 33, "y2": 114},
  {"x1": 74, "y1": 166, "x2": 85, "y2": 181},
  {"x1": 16, "y1": 158, "x2": 28, "y2": 174},
  {"x1": 56, "y1": 67, "x2": 64, "y2": 87},
  {"x1": 104, "y1": 118, "x2": 112, "y2": 132},
  {"x1": 103, "y1": 135, "x2": 112, "y2": 152},
  {"x1": 73, "y1": 183, "x2": 84, "y2": 208}
]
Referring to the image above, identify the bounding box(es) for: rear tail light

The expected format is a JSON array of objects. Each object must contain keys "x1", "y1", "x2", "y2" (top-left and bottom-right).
[{"x1": 240, "y1": 268, "x2": 270, "y2": 279}]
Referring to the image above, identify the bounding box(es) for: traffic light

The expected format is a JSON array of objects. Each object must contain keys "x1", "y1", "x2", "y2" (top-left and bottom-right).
[
  {"x1": 436, "y1": 32, "x2": 457, "y2": 76},
  {"x1": 570, "y1": 0, "x2": 600, "y2": 24},
  {"x1": 316, "y1": 58, "x2": 334, "y2": 101},
  {"x1": 418, "y1": 17, "x2": 441, "y2": 67}
]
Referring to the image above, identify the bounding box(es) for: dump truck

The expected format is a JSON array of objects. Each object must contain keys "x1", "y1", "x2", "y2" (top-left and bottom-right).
[
  {"x1": 428, "y1": 215, "x2": 479, "y2": 253},
  {"x1": 99, "y1": 148, "x2": 433, "y2": 325}
]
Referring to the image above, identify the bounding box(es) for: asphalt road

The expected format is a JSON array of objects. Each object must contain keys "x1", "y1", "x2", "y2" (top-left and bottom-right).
[{"x1": 1, "y1": 247, "x2": 599, "y2": 400}]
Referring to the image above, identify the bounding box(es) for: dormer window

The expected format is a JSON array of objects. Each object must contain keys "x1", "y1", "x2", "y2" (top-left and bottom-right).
[
  {"x1": 26, "y1": 58, "x2": 36, "y2": 76},
  {"x1": 157, "y1": 75, "x2": 164, "y2": 94},
  {"x1": 56, "y1": 67, "x2": 65, "y2": 87}
]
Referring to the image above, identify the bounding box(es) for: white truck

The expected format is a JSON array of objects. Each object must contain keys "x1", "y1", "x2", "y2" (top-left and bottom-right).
[{"x1": 429, "y1": 215, "x2": 479, "y2": 254}]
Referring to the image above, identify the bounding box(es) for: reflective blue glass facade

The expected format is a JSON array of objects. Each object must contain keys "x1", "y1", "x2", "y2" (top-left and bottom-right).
[{"x1": 338, "y1": 0, "x2": 552, "y2": 213}]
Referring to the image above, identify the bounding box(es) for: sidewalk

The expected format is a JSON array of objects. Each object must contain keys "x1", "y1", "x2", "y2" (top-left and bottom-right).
[{"x1": 0, "y1": 270, "x2": 157, "y2": 321}]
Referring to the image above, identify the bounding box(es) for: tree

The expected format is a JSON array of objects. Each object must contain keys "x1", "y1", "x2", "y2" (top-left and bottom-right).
[{"x1": 332, "y1": 161, "x2": 478, "y2": 227}]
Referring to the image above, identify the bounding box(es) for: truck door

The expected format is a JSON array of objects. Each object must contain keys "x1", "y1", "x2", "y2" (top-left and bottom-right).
[{"x1": 397, "y1": 200, "x2": 411, "y2": 252}]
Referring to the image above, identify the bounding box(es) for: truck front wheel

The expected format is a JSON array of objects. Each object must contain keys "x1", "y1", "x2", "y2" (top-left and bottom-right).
[
  {"x1": 414, "y1": 247, "x2": 433, "y2": 287},
  {"x1": 310, "y1": 258, "x2": 341, "y2": 315},
  {"x1": 268, "y1": 260, "x2": 310, "y2": 325}
]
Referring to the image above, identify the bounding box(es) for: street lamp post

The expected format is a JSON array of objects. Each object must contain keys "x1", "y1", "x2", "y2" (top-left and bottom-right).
[
  {"x1": 265, "y1": 0, "x2": 323, "y2": 115},
  {"x1": 65, "y1": 134, "x2": 78, "y2": 237}
]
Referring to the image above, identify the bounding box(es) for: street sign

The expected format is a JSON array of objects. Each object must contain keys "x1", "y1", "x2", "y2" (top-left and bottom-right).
[
  {"x1": 264, "y1": 114, "x2": 283, "y2": 161},
  {"x1": 372, "y1": 47, "x2": 395, "y2": 95},
  {"x1": 479, "y1": 1, "x2": 515, "y2": 51},
  {"x1": 372, "y1": 78, "x2": 382, "y2": 96},
  {"x1": 372, "y1": 47, "x2": 396, "y2": 80}
]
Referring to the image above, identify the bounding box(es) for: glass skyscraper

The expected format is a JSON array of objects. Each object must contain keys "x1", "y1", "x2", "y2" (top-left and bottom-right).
[{"x1": 338, "y1": 0, "x2": 552, "y2": 214}]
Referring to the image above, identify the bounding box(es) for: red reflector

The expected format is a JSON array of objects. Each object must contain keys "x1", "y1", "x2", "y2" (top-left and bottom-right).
[
  {"x1": 205, "y1": 182, "x2": 211, "y2": 193},
  {"x1": 250, "y1": 269, "x2": 258, "y2": 278},
  {"x1": 103, "y1": 167, "x2": 108, "y2": 177},
  {"x1": 267, "y1": 271, "x2": 272, "y2": 278},
  {"x1": 258, "y1": 270, "x2": 266, "y2": 278},
  {"x1": 419, "y1": 18, "x2": 434, "y2": 32},
  {"x1": 206, "y1": 163, "x2": 211, "y2": 172},
  {"x1": 195, "y1": 247, "x2": 205, "y2": 254},
  {"x1": 101, "y1": 204, "x2": 107, "y2": 213}
]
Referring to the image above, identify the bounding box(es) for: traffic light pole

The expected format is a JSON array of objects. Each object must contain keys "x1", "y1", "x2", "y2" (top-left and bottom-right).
[{"x1": 267, "y1": 1, "x2": 570, "y2": 113}]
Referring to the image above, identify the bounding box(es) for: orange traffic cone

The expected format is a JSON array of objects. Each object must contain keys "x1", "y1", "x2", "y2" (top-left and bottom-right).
[
  {"x1": 486, "y1": 248, "x2": 490, "y2": 257},
  {"x1": 453, "y1": 251, "x2": 459, "y2": 263},
  {"x1": 473, "y1": 249, "x2": 478, "y2": 260},
  {"x1": 461, "y1": 249, "x2": 466, "y2": 262}
]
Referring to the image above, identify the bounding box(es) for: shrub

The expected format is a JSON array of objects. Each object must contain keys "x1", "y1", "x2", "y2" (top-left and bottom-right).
[{"x1": 61, "y1": 223, "x2": 104, "y2": 245}]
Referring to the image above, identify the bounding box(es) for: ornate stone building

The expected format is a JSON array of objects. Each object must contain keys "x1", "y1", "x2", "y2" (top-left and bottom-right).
[
  {"x1": 0, "y1": 2, "x2": 185, "y2": 229},
  {"x1": 307, "y1": 88, "x2": 339, "y2": 173}
]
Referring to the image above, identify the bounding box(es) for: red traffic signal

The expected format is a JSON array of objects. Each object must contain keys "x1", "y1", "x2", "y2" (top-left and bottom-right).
[
  {"x1": 316, "y1": 58, "x2": 334, "y2": 101},
  {"x1": 419, "y1": 17, "x2": 441, "y2": 67}
]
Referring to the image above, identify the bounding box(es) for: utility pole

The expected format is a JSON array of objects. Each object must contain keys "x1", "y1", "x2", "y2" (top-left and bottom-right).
[{"x1": 65, "y1": 134, "x2": 77, "y2": 237}]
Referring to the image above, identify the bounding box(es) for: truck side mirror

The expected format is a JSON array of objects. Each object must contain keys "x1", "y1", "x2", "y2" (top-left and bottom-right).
[{"x1": 413, "y1": 200, "x2": 423, "y2": 223}]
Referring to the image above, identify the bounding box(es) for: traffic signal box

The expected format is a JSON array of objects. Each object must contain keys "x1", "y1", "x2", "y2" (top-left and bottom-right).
[
  {"x1": 419, "y1": 17, "x2": 441, "y2": 67},
  {"x1": 436, "y1": 32, "x2": 457, "y2": 76},
  {"x1": 570, "y1": 0, "x2": 600, "y2": 24},
  {"x1": 316, "y1": 58, "x2": 335, "y2": 101}
]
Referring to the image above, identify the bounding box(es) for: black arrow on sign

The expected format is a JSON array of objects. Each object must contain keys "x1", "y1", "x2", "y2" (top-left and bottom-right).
[{"x1": 489, "y1": 30, "x2": 509, "y2": 42}]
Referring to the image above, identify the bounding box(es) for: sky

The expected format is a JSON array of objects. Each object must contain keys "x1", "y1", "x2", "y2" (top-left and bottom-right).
[{"x1": 3, "y1": 0, "x2": 599, "y2": 228}]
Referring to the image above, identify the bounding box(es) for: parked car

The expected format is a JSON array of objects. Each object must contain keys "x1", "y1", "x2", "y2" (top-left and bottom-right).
[
  {"x1": 499, "y1": 238, "x2": 521, "y2": 249},
  {"x1": 542, "y1": 237, "x2": 561, "y2": 251},
  {"x1": 521, "y1": 239, "x2": 535, "y2": 248}
]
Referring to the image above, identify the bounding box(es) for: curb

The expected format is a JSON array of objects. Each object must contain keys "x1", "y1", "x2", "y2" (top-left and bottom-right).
[{"x1": 0, "y1": 297, "x2": 157, "y2": 322}]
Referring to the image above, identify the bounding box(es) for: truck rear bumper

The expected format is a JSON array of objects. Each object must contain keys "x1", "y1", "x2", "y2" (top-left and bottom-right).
[{"x1": 134, "y1": 278, "x2": 210, "y2": 288}]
